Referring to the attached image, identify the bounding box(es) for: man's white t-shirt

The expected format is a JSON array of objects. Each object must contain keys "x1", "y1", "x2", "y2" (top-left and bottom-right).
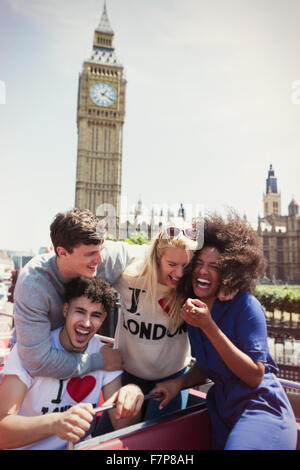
[{"x1": 0, "y1": 329, "x2": 122, "y2": 450}]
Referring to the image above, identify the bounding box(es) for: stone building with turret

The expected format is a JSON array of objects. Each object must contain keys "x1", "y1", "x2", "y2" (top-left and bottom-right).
[{"x1": 258, "y1": 165, "x2": 300, "y2": 283}]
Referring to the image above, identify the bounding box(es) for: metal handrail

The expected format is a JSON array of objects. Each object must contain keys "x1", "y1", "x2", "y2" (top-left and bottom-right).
[
  {"x1": 67, "y1": 393, "x2": 162, "y2": 450},
  {"x1": 280, "y1": 378, "x2": 300, "y2": 391},
  {"x1": 97, "y1": 334, "x2": 114, "y2": 344}
]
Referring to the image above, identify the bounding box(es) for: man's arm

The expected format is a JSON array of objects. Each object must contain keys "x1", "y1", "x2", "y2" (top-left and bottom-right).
[
  {"x1": 0, "y1": 375, "x2": 94, "y2": 449},
  {"x1": 98, "y1": 240, "x2": 149, "y2": 283},
  {"x1": 102, "y1": 376, "x2": 144, "y2": 430}
]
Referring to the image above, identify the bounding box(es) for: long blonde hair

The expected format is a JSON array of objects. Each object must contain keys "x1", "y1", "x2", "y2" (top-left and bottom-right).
[{"x1": 122, "y1": 231, "x2": 196, "y2": 330}]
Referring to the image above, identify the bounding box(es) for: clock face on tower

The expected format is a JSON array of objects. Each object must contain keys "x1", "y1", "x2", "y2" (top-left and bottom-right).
[{"x1": 90, "y1": 82, "x2": 117, "y2": 107}]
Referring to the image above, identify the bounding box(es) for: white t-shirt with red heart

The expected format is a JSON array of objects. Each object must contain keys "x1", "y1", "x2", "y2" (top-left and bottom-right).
[{"x1": 0, "y1": 329, "x2": 122, "y2": 450}]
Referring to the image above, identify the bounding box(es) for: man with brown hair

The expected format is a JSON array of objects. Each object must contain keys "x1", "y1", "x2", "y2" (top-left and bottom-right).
[{"x1": 13, "y1": 208, "x2": 146, "y2": 380}]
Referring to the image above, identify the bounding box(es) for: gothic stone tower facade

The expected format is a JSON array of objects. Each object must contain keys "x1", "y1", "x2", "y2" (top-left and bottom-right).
[
  {"x1": 263, "y1": 164, "x2": 281, "y2": 217},
  {"x1": 258, "y1": 165, "x2": 300, "y2": 282},
  {"x1": 75, "y1": 2, "x2": 126, "y2": 231}
]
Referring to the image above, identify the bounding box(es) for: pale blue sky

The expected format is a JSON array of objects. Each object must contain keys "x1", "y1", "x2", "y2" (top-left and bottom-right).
[{"x1": 1, "y1": 0, "x2": 300, "y2": 252}]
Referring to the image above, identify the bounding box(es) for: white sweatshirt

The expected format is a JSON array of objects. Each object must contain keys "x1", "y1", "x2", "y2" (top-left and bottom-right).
[{"x1": 113, "y1": 274, "x2": 191, "y2": 380}]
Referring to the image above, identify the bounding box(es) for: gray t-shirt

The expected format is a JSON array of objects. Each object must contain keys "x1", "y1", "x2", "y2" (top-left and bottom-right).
[{"x1": 13, "y1": 241, "x2": 147, "y2": 379}]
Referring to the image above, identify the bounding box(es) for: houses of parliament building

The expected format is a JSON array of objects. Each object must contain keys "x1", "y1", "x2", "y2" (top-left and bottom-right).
[{"x1": 258, "y1": 164, "x2": 300, "y2": 284}]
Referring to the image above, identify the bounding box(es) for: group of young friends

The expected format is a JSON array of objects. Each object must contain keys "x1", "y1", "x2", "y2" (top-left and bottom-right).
[{"x1": 0, "y1": 208, "x2": 297, "y2": 450}]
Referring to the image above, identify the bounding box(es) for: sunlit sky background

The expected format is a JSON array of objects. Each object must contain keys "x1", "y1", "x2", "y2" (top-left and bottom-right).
[{"x1": 1, "y1": 0, "x2": 300, "y2": 253}]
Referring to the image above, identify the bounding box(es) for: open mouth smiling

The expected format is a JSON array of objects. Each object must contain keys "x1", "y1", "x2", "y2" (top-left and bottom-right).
[
  {"x1": 74, "y1": 327, "x2": 91, "y2": 342},
  {"x1": 88, "y1": 265, "x2": 97, "y2": 271},
  {"x1": 195, "y1": 278, "x2": 211, "y2": 289},
  {"x1": 168, "y1": 275, "x2": 180, "y2": 285}
]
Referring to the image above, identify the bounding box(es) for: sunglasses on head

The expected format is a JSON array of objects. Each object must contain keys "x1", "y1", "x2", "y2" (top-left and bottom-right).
[{"x1": 163, "y1": 226, "x2": 199, "y2": 241}]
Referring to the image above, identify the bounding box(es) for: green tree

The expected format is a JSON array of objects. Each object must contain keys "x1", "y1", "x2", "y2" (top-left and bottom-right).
[{"x1": 124, "y1": 231, "x2": 150, "y2": 245}]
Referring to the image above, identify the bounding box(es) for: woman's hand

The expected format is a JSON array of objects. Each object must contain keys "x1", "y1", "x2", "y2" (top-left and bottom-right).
[
  {"x1": 181, "y1": 298, "x2": 214, "y2": 331},
  {"x1": 150, "y1": 379, "x2": 182, "y2": 410}
]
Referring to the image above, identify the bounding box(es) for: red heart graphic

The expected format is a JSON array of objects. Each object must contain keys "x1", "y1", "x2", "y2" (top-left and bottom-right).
[
  {"x1": 66, "y1": 376, "x2": 96, "y2": 402},
  {"x1": 158, "y1": 298, "x2": 170, "y2": 315}
]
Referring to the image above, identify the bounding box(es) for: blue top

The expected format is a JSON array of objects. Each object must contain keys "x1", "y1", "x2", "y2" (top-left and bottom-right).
[{"x1": 188, "y1": 292, "x2": 295, "y2": 449}]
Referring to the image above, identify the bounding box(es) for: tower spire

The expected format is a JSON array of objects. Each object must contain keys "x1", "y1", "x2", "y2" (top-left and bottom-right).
[
  {"x1": 91, "y1": 0, "x2": 117, "y2": 54},
  {"x1": 266, "y1": 163, "x2": 278, "y2": 194},
  {"x1": 96, "y1": 0, "x2": 114, "y2": 35},
  {"x1": 263, "y1": 164, "x2": 281, "y2": 216}
]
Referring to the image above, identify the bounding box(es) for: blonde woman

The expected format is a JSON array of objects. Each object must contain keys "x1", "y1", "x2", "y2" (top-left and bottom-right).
[{"x1": 112, "y1": 228, "x2": 197, "y2": 420}]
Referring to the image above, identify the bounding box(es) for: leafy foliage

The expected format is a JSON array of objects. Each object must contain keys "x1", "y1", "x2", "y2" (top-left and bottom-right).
[
  {"x1": 124, "y1": 231, "x2": 150, "y2": 245},
  {"x1": 255, "y1": 285, "x2": 300, "y2": 314}
]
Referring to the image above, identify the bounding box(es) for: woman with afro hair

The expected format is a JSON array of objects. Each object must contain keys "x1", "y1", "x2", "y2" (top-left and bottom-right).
[{"x1": 152, "y1": 213, "x2": 297, "y2": 450}]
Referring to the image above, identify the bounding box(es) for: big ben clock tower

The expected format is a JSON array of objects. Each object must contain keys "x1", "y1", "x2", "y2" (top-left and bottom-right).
[{"x1": 75, "y1": 1, "x2": 126, "y2": 233}]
